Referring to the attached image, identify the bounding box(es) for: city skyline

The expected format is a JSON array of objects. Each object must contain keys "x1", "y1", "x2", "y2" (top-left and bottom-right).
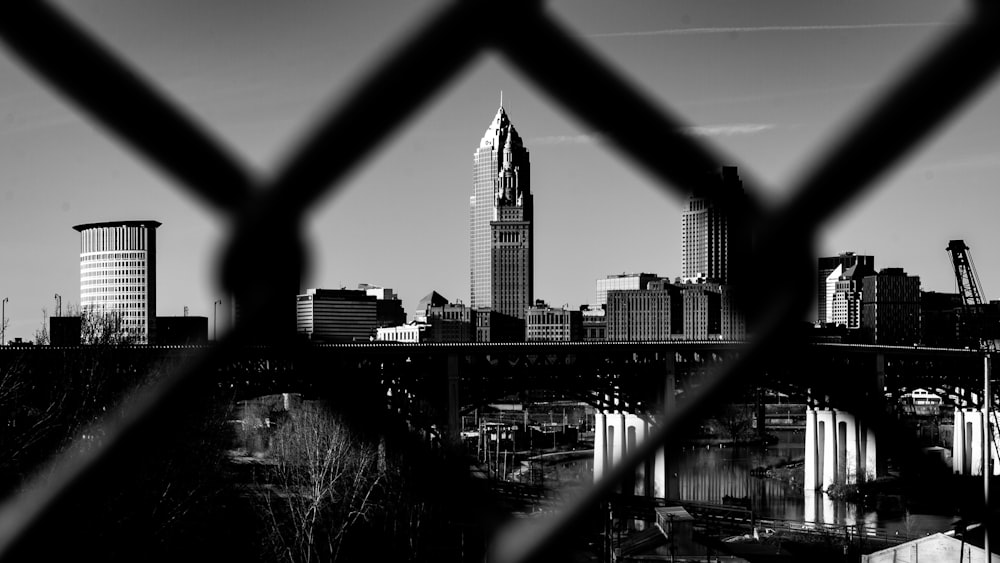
[{"x1": 2, "y1": 0, "x2": 997, "y2": 342}]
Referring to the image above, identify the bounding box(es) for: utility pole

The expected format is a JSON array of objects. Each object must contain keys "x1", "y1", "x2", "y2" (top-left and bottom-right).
[
  {"x1": 213, "y1": 299, "x2": 222, "y2": 341},
  {"x1": 986, "y1": 353, "x2": 992, "y2": 559}
]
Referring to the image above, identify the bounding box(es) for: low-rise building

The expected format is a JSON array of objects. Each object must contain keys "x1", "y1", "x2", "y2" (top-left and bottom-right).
[
  {"x1": 414, "y1": 291, "x2": 474, "y2": 342},
  {"x1": 525, "y1": 301, "x2": 582, "y2": 342},
  {"x1": 581, "y1": 305, "x2": 606, "y2": 341},
  {"x1": 375, "y1": 323, "x2": 425, "y2": 343}
]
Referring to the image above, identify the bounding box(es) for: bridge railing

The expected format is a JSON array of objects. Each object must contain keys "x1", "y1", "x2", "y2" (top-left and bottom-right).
[{"x1": 2, "y1": 1, "x2": 1000, "y2": 562}]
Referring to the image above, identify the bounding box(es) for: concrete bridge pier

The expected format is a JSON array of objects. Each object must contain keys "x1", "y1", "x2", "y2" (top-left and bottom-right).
[
  {"x1": 594, "y1": 412, "x2": 607, "y2": 481},
  {"x1": 591, "y1": 411, "x2": 679, "y2": 499},
  {"x1": 590, "y1": 354, "x2": 682, "y2": 500},
  {"x1": 953, "y1": 409, "x2": 1000, "y2": 476},
  {"x1": 818, "y1": 409, "x2": 838, "y2": 491},
  {"x1": 805, "y1": 408, "x2": 817, "y2": 490},
  {"x1": 804, "y1": 408, "x2": 877, "y2": 490}
]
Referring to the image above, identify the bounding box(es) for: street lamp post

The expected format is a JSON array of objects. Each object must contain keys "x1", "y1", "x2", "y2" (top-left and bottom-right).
[
  {"x1": 213, "y1": 299, "x2": 222, "y2": 341},
  {"x1": 2, "y1": 297, "x2": 8, "y2": 346}
]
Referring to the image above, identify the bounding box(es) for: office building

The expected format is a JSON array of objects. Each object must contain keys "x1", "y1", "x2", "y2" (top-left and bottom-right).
[
  {"x1": 470, "y1": 98, "x2": 532, "y2": 340},
  {"x1": 605, "y1": 280, "x2": 682, "y2": 341},
  {"x1": 682, "y1": 284, "x2": 721, "y2": 340},
  {"x1": 719, "y1": 285, "x2": 746, "y2": 340},
  {"x1": 296, "y1": 288, "x2": 377, "y2": 342},
  {"x1": 581, "y1": 305, "x2": 607, "y2": 341},
  {"x1": 680, "y1": 167, "x2": 745, "y2": 284},
  {"x1": 860, "y1": 268, "x2": 920, "y2": 345},
  {"x1": 74, "y1": 220, "x2": 160, "y2": 344},
  {"x1": 357, "y1": 283, "x2": 406, "y2": 328},
  {"x1": 415, "y1": 291, "x2": 473, "y2": 343},
  {"x1": 830, "y1": 262, "x2": 876, "y2": 329},
  {"x1": 817, "y1": 252, "x2": 875, "y2": 323},
  {"x1": 594, "y1": 273, "x2": 660, "y2": 307},
  {"x1": 525, "y1": 301, "x2": 582, "y2": 342}
]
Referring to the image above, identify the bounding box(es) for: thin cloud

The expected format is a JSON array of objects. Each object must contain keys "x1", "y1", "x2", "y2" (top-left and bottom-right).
[
  {"x1": 681, "y1": 123, "x2": 776, "y2": 137},
  {"x1": 589, "y1": 21, "x2": 951, "y2": 39},
  {"x1": 531, "y1": 124, "x2": 775, "y2": 145},
  {"x1": 530, "y1": 133, "x2": 606, "y2": 145}
]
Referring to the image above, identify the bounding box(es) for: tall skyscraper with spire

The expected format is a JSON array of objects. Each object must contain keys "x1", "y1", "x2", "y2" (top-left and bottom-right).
[{"x1": 470, "y1": 96, "x2": 532, "y2": 340}]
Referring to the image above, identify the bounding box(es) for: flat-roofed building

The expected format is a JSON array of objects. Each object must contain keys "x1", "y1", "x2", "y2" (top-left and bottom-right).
[
  {"x1": 606, "y1": 279, "x2": 682, "y2": 341},
  {"x1": 375, "y1": 323, "x2": 425, "y2": 343},
  {"x1": 682, "y1": 284, "x2": 721, "y2": 340},
  {"x1": 594, "y1": 273, "x2": 660, "y2": 307},
  {"x1": 296, "y1": 288, "x2": 377, "y2": 342},
  {"x1": 74, "y1": 220, "x2": 160, "y2": 344},
  {"x1": 525, "y1": 301, "x2": 581, "y2": 342},
  {"x1": 581, "y1": 305, "x2": 606, "y2": 341},
  {"x1": 861, "y1": 268, "x2": 920, "y2": 345}
]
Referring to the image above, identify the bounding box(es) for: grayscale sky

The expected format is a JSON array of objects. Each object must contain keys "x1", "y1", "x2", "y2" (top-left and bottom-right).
[{"x1": 1, "y1": 0, "x2": 995, "y2": 342}]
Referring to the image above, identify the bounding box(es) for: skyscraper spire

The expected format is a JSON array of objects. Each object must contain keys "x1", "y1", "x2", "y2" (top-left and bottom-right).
[{"x1": 500, "y1": 90, "x2": 503, "y2": 108}]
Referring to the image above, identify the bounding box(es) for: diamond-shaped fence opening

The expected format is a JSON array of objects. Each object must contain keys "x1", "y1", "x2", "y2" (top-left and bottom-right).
[{"x1": 1, "y1": 1, "x2": 999, "y2": 562}]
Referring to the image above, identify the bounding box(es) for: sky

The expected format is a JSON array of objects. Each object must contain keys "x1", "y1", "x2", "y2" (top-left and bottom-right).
[{"x1": 1, "y1": 0, "x2": 996, "y2": 342}]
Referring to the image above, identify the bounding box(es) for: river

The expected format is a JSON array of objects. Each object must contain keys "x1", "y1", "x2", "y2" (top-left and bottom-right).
[{"x1": 674, "y1": 429, "x2": 956, "y2": 535}]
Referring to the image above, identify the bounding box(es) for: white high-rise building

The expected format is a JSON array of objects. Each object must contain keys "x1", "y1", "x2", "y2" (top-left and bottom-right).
[
  {"x1": 824, "y1": 265, "x2": 843, "y2": 324},
  {"x1": 680, "y1": 167, "x2": 744, "y2": 284},
  {"x1": 74, "y1": 220, "x2": 160, "y2": 344}
]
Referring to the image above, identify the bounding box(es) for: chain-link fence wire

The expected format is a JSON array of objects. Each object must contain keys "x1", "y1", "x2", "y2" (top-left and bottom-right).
[{"x1": 1, "y1": 0, "x2": 999, "y2": 561}]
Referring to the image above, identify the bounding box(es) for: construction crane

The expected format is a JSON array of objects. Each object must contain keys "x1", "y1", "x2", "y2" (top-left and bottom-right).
[
  {"x1": 947, "y1": 239, "x2": 995, "y2": 554},
  {"x1": 947, "y1": 239, "x2": 997, "y2": 352}
]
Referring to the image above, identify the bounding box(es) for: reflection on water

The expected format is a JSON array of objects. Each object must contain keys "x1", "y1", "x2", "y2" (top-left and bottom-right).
[{"x1": 674, "y1": 430, "x2": 956, "y2": 535}]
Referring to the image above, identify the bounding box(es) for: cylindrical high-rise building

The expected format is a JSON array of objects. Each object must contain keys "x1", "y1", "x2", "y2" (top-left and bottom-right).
[{"x1": 74, "y1": 220, "x2": 160, "y2": 344}]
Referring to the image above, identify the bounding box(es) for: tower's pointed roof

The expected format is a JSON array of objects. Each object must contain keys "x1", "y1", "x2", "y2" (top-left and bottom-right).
[{"x1": 479, "y1": 100, "x2": 523, "y2": 150}]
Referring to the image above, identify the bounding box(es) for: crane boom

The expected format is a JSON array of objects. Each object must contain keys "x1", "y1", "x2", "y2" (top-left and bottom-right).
[{"x1": 947, "y1": 239, "x2": 995, "y2": 351}]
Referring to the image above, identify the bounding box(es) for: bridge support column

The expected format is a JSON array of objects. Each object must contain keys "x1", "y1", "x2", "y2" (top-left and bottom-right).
[
  {"x1": 611, "y1": 413, "x2": 626, "y2": 470},
  {"x1": 817, "y1": 409, "x2": 838, "y2": 491},
  {"x1": 805, "y1": 408, "x2": 817, "y2": 491},
  {"x1": 953, "y1": 409, "x2": 966, "y2": 474},
  {"x1": 594, "y1": 412, "x2": 607, "y2": 481},
  {"x1": 652, "y1": 354, "x2": 680, "y2": 500},
  {"x1": 663, "y1": 354, "x2": 677, "y2": 412},
  {"x1": 863, "y1": 424, "x2": 877, "y2": 482},
  {"x1": 630, "y1": 414, "x2": 648, "y2": 497},
  {"x1": 841, "y1": 412, "x2": 859, "y2": 485},
  {"x1": 969, "y1": 410, "x2": 985, "y2": 476},
  {"x1": 447, "y1": 354, "x2": 460, "y2": 443}
]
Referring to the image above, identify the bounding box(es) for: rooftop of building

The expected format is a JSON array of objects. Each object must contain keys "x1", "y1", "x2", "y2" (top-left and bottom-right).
[{"x1": 73, "y1": 220, "x2": 162, "y2": 231}]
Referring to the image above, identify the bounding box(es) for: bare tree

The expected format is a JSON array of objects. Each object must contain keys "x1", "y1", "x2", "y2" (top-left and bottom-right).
[
  {"x1": 256, "y1": 405, "x2": 386, "y2": 563},
  {"x1": 70, "y1": 303, "x2": 139, "y2": 346},
  {"x1": 715, "y1": 402, "x2": 756, "y2": 443},
  {"x1": 34, "y1": 307, "x2": 50, "y2": 346}
]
